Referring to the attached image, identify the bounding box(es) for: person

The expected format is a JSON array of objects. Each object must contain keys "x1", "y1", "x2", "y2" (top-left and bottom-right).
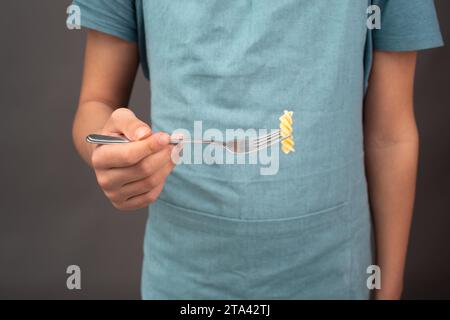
[{"x1": 71, "y1": 0, "x2": 443, "y2": 299}]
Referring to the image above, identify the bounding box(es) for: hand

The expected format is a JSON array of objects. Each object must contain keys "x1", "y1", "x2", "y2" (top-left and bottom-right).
[{"x1": 91, "y1": 108, "x2": 180, "y2": 211}]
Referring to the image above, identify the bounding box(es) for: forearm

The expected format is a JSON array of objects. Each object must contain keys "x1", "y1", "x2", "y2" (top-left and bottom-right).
[
  {"x1": 72, "y1": 100, "x2": 116, "y2": 166},
  {"x1": 365, "y1": 126, "x2": 419, "y2": 298},
  {"x1": 72, "y1": 30, "x2": 139, "y2": 166}
]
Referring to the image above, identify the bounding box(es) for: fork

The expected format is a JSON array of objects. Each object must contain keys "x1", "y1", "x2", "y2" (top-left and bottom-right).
[{"x1": 86, "y1": 130, "x2": 288, "y2": 154}]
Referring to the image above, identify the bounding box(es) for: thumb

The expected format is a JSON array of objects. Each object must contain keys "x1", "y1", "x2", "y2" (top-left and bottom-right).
[
  {"x1": 105, "y1": 108, "x2": 151, "y2": 141},
  {"x1": 139, "y1": 132, "x2": 172, "y2": 154}
]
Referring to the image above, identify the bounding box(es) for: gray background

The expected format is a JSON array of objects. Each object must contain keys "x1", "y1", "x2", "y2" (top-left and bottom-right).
[{"x1": 0, "y1": 0, "x2": 448, "y2": 299}]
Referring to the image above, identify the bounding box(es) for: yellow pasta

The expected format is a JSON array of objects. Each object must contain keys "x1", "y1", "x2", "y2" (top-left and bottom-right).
[{"x1": 279, "y1": 110, "x2": 295, "y2": 154}]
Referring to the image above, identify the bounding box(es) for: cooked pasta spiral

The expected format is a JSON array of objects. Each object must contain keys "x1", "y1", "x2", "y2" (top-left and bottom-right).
[{"x1": 279, "y1": 110, "x2": 295, "y2": 154}]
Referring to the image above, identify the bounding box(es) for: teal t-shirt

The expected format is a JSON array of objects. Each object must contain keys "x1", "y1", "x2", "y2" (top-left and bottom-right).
[{"x1": 73, "y1": 0, "x2": 443, "y2": 299}]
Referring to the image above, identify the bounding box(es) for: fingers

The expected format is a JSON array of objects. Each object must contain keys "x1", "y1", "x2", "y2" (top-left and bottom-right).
[
  {"x1": 104, "y1": 108, "x2": 151, "y2": 141},
  {"x1": 92, "y1": 132, "x2": 171, "y2": 169},
  {"x1": 94, "y1": 144, "x2": 180, "y2": 211},
  {"x1": 113, "y1": 184, "x2": 165, "y2": 211},
  {"x1": 97, "y1": 148, "x2": 175, "y2": 190},
  {"x1": 107, "y1": 163, "x2": 174, "y2": 203}
]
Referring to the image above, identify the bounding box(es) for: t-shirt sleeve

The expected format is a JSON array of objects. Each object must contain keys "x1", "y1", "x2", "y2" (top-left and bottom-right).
[
  {"x1": 372, "y1": 0, "x2": 444, "y2": 51},
  {"x1": 72, "y1": 0, "x2": 137, "y2": 42}
]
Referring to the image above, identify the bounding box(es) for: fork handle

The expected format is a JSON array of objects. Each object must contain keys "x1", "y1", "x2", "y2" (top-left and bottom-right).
[
  {"x1": 86, "y1": 134, "x2": 130, "y2": 144},
  {"x1": 86, "y1": 134, "x2": 214, "y2": 145}
]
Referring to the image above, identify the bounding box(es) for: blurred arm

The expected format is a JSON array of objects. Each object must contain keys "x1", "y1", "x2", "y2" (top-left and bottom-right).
[
  {"x1": 364, "y1": 51, "x2": 419, "y2": 299},
  {"x1": 72, "y1": 30, "x2": 139, "y2": 165}
]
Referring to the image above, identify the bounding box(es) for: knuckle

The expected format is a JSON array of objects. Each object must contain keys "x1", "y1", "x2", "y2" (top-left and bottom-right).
[
  {"x1": 147, "y1": 193, "x2": 158, "y2": 204},
  {"x1": 91, "y1": 151, "x2": 103, "y2": 168},
  {"x1": 120, "y1": 149, "x2": 135, "y2": 166},
  {"x1": 111, "y1": 201, "x2": 126, "y2": 211},
  {"x1": 105, "y1": 190, "x2": 120, "y2": 202},
  {"x1": 112, "y1": 107, "x2": 133, "y2": 120},
  {"x1": 96, "y1": 175, "x2": 111, "y2": 190},
  {"x1": 147, "y1": 176, "x2": 160, "y2": 189},
  {"x1": 137, "y1": 159, "x2": 153, "y2": 176}
]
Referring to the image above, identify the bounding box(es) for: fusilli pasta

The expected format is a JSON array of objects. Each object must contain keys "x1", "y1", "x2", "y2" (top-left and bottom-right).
[{"x1": 279, "y1": 110, "x2": 295, "y2": 154}]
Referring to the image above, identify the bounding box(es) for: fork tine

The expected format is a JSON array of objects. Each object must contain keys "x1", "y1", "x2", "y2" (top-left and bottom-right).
[
  {"x1": 253, "y1": 136, "x2": 280, "y2": 151},
  {"x1": 256, "y1": 135, "x2": 281, "y2": 148},
  {"x1": 253, "y1": 130, "x2": 280, "y2": 142},
  {"x1": 254, "y1": 135, "x2": 292, "y2": 151},
  {"x1": 253, "y1": 131, "x2": 282, "y2": 147},
  {"x1": 252, "y1": 130, "x2": 281, "y2": 145},
  {"x1": 254, "y1": 135, "x2": 281, "y2": 148}
]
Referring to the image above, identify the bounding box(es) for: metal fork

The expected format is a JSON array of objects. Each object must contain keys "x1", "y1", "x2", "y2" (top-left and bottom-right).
[{"x1": 86, "y1": 130, "x2": 288, "y2": 154}]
